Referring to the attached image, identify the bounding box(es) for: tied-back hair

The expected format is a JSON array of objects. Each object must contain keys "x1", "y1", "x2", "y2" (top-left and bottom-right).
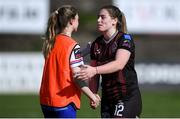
[
  {"x1": 42, "y1": 5, "x2": 78, "y2": 59},
  {"x1": 100, "y1": 5, "x2": 128, "y2": 33}
]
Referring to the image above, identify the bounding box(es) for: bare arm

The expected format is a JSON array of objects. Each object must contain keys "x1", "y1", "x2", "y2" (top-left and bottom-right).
[
  {"x1": 72, "y1": 66, "x2": 100, "y2": 107},
  {"x1": 96, "y1": 49, "x2": 130, "y2": 74},
  {"x1": 78, "y1": 49, "x2": 131, "y2": 80}
]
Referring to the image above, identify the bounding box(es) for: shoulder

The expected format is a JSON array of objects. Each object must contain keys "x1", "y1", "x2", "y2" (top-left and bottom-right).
[
  {"x1": 117, "y1": 31, "x2": 132, "y2": 41},
  {"x1": 56, "y1": 34, "x2": 77, "y2": 44},
  {"x1": 91, "y1": 35, "x2": 103, "y2": 47},
  {"x1": 118, "y1": 32, "x2": 134, "y2": 44},
  {"x1": 117, "y1": 32, "x2": 135, "y2": 50},
  {"x1": 122, "y1": 33, "x2": 133, "y2": 41},
  {"x1": 72, "y1": 44, "x2": 81, "y2": 57},
  {"x1": 94, "y1": 35, "x2": 103, "y2": 42},
  {"x1": 73, "y1": 44, "x2": 80, "y2": 49},
  {"x1": 72, "y1": 44, "x2": 81, "y2": 56}
]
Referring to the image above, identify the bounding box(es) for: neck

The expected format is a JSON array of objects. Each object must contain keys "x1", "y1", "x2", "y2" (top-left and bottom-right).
[
  {"x1": 103, "y1": 28, "x2": 117, "y2": 40},
  {"x1": 61, "y1": 32, "x2": 71, "y2": 37},
  {"x1": 61, "y1": 27, "x2": 72, "y2": 37}
]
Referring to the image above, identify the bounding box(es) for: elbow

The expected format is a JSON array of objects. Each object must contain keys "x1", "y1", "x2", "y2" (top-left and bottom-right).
[
  {"x1": 119, "y1": 65, "x2": 125, "y2": 70},
  {"x1": 117, "y1": 63, "x2": 126, "y2": 71}
]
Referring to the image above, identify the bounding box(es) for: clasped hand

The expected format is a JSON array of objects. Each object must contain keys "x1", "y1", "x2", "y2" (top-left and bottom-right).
[
  {"x1": 90, "y1": 94, "x2": 101, "y2": 109},
  {"x1": 77, "y1": 65, "x2": 97, "y2": 80}
]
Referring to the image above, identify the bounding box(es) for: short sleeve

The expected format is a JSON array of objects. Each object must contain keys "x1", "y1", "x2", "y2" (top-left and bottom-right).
[
  {"x1": 118, "y1": 34, "x2": 134, "y2": 52},
  {"x1": 70, "y1": 44, "x2": 84, "y2": 68},
  {"x1": 90, "y1": 42, "x2": 96, "y2": 60}
]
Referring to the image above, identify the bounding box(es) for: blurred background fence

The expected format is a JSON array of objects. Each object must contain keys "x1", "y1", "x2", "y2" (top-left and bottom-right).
[{"x1": 0, "y1": 0, "x2": 180, "y2": 118}]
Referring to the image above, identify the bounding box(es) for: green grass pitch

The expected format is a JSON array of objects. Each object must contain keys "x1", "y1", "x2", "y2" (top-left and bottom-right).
[{"x1": 0, "y1": 90, "x2": 180, "y2": 118}]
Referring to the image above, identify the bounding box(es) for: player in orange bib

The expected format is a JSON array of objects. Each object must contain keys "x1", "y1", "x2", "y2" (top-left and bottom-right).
[{"x1": 39, "y1": 5, "x2": 100, "y2": 118}]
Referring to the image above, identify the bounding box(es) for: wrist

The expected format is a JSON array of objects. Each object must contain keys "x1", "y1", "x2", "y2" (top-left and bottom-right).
[
  {"x1": 95, "y1": 67, "x2": 99, "y2": 74},
  {"x1": 91, "y1": 94, "x2": 96, "y2": 101}
]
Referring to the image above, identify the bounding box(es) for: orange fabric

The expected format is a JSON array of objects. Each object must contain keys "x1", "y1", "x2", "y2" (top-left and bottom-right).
[{"x1": 39, "y1": 34, "x2": 81, "y2": 109}]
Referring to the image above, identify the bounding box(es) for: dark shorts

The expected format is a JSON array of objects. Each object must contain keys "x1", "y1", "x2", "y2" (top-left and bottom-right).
[{"x1": 101, "y1": 90, "x2": 142, "y2": 118}]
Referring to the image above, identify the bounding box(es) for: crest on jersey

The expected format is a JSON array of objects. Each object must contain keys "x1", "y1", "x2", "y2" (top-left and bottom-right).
[
  {"x1": 74, "y1": 48, "x2": 81, "y2": 59},
  {"x1": 122, "y1": 34, "x2": 131, "y2": 48}
]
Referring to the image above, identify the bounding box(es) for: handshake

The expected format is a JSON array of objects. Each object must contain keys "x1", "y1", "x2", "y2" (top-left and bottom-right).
[{"x1": 90, "y1": 94, "x2": 101, "y2": 109}]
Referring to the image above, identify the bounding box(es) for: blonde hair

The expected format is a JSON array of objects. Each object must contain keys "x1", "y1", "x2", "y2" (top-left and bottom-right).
[
  {"x1": 121, "y1": 12, "x2": 128, "y2": 33},
  {"x1": 42, "y1": 5, "x2": 78, "y2": 58}
]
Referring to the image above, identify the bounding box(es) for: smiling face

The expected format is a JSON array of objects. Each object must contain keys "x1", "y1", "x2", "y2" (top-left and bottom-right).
[{"x1": 97, "y1": 9, "x2": 117, "y2": 33}]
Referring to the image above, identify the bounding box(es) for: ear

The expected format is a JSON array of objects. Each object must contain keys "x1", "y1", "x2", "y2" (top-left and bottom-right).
[
  {"x1": 112, "y1": 18, "x2": 118, "y2": 26},
  {"x1": 69, "y1": 18, "x2": 74, "y2": 25}
]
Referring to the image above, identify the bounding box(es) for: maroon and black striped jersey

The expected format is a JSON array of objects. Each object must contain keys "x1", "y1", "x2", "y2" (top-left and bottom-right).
[{"x1": 90, "y1": 31, "x2": 140, "y2": 103}]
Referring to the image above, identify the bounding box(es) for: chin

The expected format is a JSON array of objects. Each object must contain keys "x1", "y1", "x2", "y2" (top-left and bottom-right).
[
  {"x1": 98, "y1": 26, "x2": 106, "y2": 31},
  {"x1": 98, "y1": 28, "x2": 104, "y2": 32}
]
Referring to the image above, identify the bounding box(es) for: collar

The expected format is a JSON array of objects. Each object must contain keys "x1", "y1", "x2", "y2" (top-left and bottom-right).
[{"x1": 103, "y1": 30, "x2": 118, "y2": 44}]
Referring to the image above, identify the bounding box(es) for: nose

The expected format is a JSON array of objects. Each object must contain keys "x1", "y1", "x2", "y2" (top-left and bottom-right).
[{"x1": 97, "y1": 17, "x2": 101, "y2": 22}]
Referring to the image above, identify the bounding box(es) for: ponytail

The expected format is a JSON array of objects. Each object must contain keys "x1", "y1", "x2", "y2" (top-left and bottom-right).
[
  {"x1": 42, "y1": 12, "x2": 57, "y2": 59},
  {"x1": 42, "y1": 5, "x2": 78, "y2": 59},
  {"x1": 117, "y1": 11, "x2": 128, "y2": 33},
  {"x1": 121, "y1": 12, "x2": 128, "y2": 33}
]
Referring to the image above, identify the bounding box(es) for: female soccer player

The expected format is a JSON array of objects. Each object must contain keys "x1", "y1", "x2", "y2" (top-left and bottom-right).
[
  {"x1": 39, "y1": 5, "x2": 100, "y2": 118},
  {"x1": 78, "y1": 5, "x2": 142, "y2": 118}
]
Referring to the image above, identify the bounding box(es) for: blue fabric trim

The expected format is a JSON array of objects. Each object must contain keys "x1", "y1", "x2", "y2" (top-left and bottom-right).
[{"x1": 124, "y1": 34, "x2": 131, "y2": 40}]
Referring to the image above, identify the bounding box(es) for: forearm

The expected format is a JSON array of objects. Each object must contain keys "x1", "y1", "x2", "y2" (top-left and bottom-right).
[
  {"x1": 74, "y1": 78, "x2": 88, "y2": 88},
  {"x1": 81, "y1": 86, "x2": 97, "y2": 101},
  {"x1": 96, "y1": 49, "x2": 130, "y2": 74},
  {"x1": 74, "y1": 77, "x2": 97, "y2": 101},
  {"x1": 96, "y1": 60, "x2": 122, "y2": 74}
]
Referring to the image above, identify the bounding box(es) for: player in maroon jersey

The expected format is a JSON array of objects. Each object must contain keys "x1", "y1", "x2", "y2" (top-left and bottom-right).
[{"x1": 78, "y1": 5, "x2": 142, "y2": 118}]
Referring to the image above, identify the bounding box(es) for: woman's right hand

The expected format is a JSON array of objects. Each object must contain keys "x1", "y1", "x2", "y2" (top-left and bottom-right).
[{"x1": 77, "y1": 65, "x2": 97, "y2": 80}]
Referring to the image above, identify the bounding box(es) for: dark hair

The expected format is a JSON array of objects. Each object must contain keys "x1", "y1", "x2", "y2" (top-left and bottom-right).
[
  {"x1": 100, "y1": 5, "x2": 127, "y2": 33},
  {"x1": 42, "y1": 5, "x2": 78, "y2": 58}
]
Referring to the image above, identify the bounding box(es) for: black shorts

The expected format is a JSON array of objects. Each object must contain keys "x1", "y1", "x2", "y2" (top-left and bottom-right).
[{"x1": 101, "y1": 90, "x2": 142, "y2": 118}]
